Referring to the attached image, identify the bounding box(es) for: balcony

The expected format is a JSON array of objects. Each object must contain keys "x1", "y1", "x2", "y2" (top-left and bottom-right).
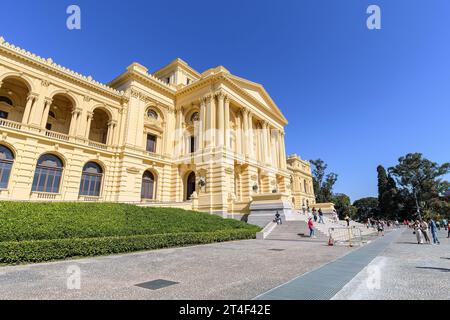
[{"x1": 0, "y1": 118, "x2": 111, "y2": 152}]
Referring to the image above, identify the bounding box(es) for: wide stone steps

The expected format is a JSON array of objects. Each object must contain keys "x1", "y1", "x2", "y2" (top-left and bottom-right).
[{"x1": 266, "y1": 221, "x2": 328, "y2": 241}]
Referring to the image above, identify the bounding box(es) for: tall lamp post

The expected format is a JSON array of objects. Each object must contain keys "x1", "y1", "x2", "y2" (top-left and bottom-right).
[{"x1": 413, "y1": 187, "x2": 422, "y2": 221}]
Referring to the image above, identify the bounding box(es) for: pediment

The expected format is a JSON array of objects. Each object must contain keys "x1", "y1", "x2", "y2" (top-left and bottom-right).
[{"x1": 227, "y1": 74, "x2": 288, "y2": 125}]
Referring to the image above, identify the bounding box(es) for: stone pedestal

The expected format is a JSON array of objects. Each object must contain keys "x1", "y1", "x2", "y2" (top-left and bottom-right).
[{"x1": 248, "y1": 193, "x2": 293, "y2": 228}]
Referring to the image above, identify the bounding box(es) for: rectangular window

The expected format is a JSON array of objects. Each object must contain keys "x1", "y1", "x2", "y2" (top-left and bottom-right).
[
  {"x1": 190, "y1": 136, "x2": 196, "y2": 153},
  {"x1": 146, "y1": 134, "x2": 157, "y2": 153},
  {"x1": 46, "y1": 123, "x2": 52, "y2": 131},
  {"x1": 0, "y1": 111, "x2": 8, "y2": 119}
]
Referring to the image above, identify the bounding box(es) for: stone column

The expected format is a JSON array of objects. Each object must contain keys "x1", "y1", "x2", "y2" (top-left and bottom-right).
[
  {"x1": 236, "y1": 113, "x2": 242, "y2": 155},
  {"x1": 199, "y1": 99, "x2": 206, "y2": 150},
  {"x1": 265, "y1": 124, "x2": 272, "y2": 164},
  {"x1": 247, "y1": 111, "x2": 254, "y2": 158},
  {"x1": 242, "y1": 109, "x2": 248, "y2": 156},
  {"x1": 69, "y1": 108, "x2": 81, "y2": 136},
  {"x1": 40, "y1": 97, "x2": 53, "y2": 128},
  {"x1": 22, "y1": 93, "x2": 38, "y2": 124},
  {"x1": 224, "y1": 96, "x2": 230, "y2": 148},
  {"x1": 216, "y1": 93, "x2": 225, "y2": 147},
  {"x1": 277, "y1": 130, "x2": 283, "y2": 168},
  {"x1": 106, "y1": 120, "x2": 117, "y2": 146},
  {"x1": 205, "y1": 95, "x2": 216, "y2": 148},
  {"x1": 261, "y1": 122, "x2": 267, "y2": 162},
  {"x1": 85, "y1": 111, "x2": 94, "y2": 139},
  {"x1": 280, "y1": 132, "x2": 287, "y2": 169}
]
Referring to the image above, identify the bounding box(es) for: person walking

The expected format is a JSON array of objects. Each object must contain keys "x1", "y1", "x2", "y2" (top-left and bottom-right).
[
  {"x1": 414, "y1": 221, "x2": 424, "y2": 244},
  {"x1": 308, "y1": 217, "x2": 316, "y2": 238},
  {"x1": 420, "y1": 220, "x2": 431, "y2": 244},
  {"x1": 302, "y1": 204, "x2": 306, "y2": 215},
  {"x1": 332, "y1": 209, "x2": 339, "y2": 223},
  {"x1": 345, "y1": 215, "x2": 350, "y2": 227},
  {"x1": 377, "y1": 220, "x2": 384, "y2": 236},
  {"x1": 318, "y1": 209, "x2": 325, "y2": 224},
  {"x1": 447, "y1": 221, "x2": 450, "y2": 239},
  {"x1": 312, "y1": 208, "x2": 318, "y2": 223},
  {"x1": 428, "y1": 218, "x2": 440, "y2": 245}
]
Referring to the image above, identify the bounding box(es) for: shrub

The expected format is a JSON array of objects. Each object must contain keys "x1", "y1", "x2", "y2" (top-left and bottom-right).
[
  {"x1": 0, "y1": 202, "x2": 260, "y2": 264},
  {"x1": 0, "y1": 202, "x2": 259, "y2": 242},
  {"x1": 0, "y1": 229, "x2": 256, "y2": 264}
]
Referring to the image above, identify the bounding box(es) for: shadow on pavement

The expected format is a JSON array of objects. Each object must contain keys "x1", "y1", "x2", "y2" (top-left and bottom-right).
[{"x1": 416, "y1": 266, "x2": 450, "y2": 273}]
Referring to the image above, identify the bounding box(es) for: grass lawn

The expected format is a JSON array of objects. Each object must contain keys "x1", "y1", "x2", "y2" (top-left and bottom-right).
[{"x1": 0, "y1": 202, "x2": 259, "y2": 264}]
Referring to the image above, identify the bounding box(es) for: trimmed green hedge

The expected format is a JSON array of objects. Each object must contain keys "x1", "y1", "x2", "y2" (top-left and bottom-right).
[
  {"x1": 0, "y1": 202, "x2": 259, "y2": 264},
  {"x1": 0, "y1": 229, "x2": 256, "y2": 264},
  {"x1": 0, "y1": 202, "x2": 258, "y2": 242}
]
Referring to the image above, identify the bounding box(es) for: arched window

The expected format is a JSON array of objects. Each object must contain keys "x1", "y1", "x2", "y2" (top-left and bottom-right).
[
  {"x1": 79, "y1": 162, "x2": 103, "y2": 197},
  {"x1": 0, "y1": 145, "x2": 14, "y2": 189},
  {"x1": 141, "y1": 170, "x2": 155, "y2": 200},
  {"x1": 0, "y1": 96, "x2": 13, "y2": 106},
  {"x1": 147, "y1": 109, "x2": 158, "y2": 120},
  {"x1": 190, "y1": 112, "x2": 199, "y2": 123},
  {"x1": 32, "y1": 154, "x2": 64, "y2": 193}
]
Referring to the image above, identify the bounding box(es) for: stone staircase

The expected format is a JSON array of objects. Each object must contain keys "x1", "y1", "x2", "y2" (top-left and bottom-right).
[
  {"x1": 265, "y1": 220, "x2": 328, "y2": 241},
  {"x1": 264, "y1": 211, "x2": 377, "y2": 242}
]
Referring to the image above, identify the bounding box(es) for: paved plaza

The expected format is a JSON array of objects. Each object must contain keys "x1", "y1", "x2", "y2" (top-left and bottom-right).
[{"x1": 0, "y1": 228, "x2": 448, "y2": 300}]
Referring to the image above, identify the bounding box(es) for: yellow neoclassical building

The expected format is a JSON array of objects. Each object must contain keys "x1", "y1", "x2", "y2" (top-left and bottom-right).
[{"x1": 0, "y1": 37, "x2": 315, "y2": 218}]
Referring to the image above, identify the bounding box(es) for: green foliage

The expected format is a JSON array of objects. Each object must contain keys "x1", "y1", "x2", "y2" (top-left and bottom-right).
[
  {"x1": 353, "y1": 197, "x2": 379, "y2": 220},
  {"x1": 310, "y1": 159, "x2": 338, "y2": 203},
  {"x1": 332, "y1": 193, "x2": 356, "y2": 219},
  {"x1": 0, "y1": 230, "x2": 257, "y2": 264},
  {"x1": 0, "y1": 202, "x2": 260, "y2": 264},
  {"x1": 0, "y1": 202, "x2": 257, "y2": 242},
  {"x1": 388, "y1": 153, "x2": 450, "y2": 219},
  {"x1": 376, "y1": 165, "x2": 400, "y2": 218}
]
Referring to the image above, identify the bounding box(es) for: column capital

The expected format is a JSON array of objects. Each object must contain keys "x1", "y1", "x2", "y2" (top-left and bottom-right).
[
  {"x1": 87, "y1": 111, "x2": 94, "y2": 119},
  {"x1": 27, "y1": 92, "x2": 39, "y2": 101},
  {"x1": 44, "y1": 97, "x2": 53, "y2": 105},
  {"x1": 215, "y1": 91, "x2": 227, "y2": 100},
  {"x1": 107, "y1": 120, "x2": 118, "y2": 127},
  {"x1": 72, "y1": 107, "x2": 83, "y2": 116}
]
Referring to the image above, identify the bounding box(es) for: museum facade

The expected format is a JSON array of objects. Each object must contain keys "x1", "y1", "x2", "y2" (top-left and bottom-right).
[{"x1": 0, "y1": 37, "x2": 315, "y2": 217}]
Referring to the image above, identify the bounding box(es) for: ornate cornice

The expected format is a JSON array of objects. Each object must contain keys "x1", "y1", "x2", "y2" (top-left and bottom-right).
[{"x1": 0, "y1": 36, "x2": 124, "y2": 100}]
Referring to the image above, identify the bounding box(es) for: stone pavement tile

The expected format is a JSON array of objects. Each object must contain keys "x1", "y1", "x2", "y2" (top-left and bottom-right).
[{"x1": 0, "y1": 239, "x2": 355, "y2": 300}]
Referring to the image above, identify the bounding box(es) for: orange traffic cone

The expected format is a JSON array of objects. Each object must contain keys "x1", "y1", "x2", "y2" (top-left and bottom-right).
[{"x1": 328, "y1": 235, "x2": 334, "y2": 246}]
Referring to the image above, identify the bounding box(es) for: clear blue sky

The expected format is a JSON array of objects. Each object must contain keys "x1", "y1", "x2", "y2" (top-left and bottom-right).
[{"x1": 1, "y1": 0, "x2": 449, "y2": 202}]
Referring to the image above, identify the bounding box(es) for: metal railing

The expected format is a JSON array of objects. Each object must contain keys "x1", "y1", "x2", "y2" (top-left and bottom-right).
[{"x1": 328, "y1": 227, "x2": 364, "y2": 247}]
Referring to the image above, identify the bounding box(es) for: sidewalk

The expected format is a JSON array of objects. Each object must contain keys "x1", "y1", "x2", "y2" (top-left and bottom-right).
[{"x1": 254, "y1": 228, "x2": 404, "y2": 300}]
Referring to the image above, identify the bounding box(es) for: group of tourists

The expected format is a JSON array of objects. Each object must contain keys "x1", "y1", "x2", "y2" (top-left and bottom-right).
[
  {"x1": 410, "y1": 219, "x2": 447, "y2": 245},
  {"x1": 365, "y1": 219, "x2": 400, "y2": 236}
]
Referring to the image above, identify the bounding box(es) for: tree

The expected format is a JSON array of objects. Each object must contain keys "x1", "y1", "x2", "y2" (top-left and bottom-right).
[
  {"x1": 332, "y1": 193, "x2": 357, "y2": 220},
  {"x1": 310, "y1": 159, "x2": 338, "y2": 203},
  {"x1": 353, "y1": 197, "x2": 379, "y2": 220},
  {"x1": 388, "y1": 153, "x2": 450, "y2": 219},
  {"x1": 377, "y1": 165, "x2": 399, "y2": 218}
]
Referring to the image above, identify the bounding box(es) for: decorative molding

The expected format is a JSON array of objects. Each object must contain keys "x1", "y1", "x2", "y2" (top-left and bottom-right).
[{"x1": 0, "y1": 36, "x2": 124, "y2": 98}]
